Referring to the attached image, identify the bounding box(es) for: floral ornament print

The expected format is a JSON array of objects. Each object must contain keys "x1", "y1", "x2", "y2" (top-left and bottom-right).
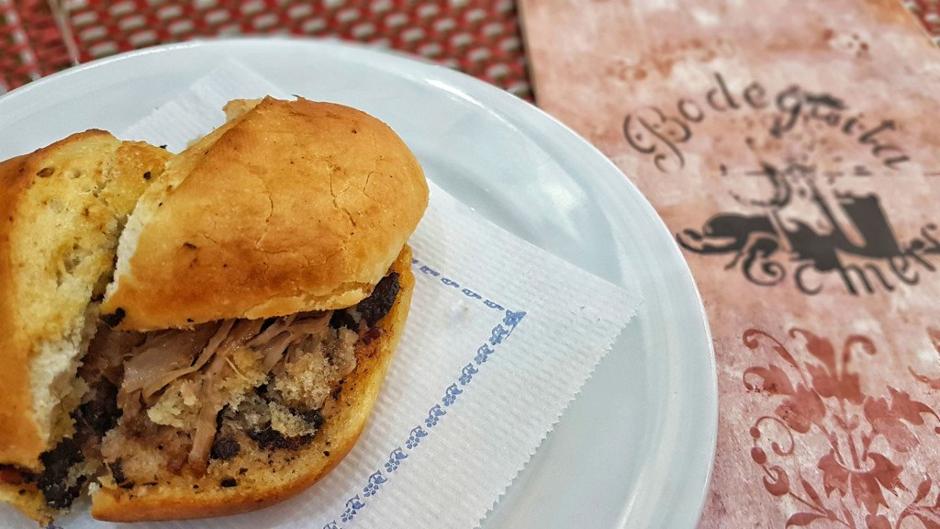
[
  {"x1": 743, "y1": 328, "x2": 940, "y2": 528},
  {"x1": 910, "y1": 329, "x2": 940, "y2": 393}
]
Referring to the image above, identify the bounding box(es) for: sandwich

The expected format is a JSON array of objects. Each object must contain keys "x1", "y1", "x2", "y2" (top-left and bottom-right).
[{"x1": 0, "y1": 97, "x2": 429, "y2": 524}]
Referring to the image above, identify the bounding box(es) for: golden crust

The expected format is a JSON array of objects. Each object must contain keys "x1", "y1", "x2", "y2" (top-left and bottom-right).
[
  {"x1": 0, "y1": 482, "x2": 53, "y2": 526},
  {"x1": 0, "y1": 145, "x2": 44, "y2": 471},
  {"x1": 103, "y1": 97, "x2": 428, "y2": 331},
  {"x1": 0, "y1": 132, "x2": 171, "y2": 471},
  {"x1": 91, "y1": 246, "x2": 414, "y2": 521}
]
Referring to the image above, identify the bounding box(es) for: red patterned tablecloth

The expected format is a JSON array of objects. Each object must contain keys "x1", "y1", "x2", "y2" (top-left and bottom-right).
[
  {"x1": 1, "y1": 1, "x2": 937, "y2": 96},
  {"x1": 0, "y1": 0, "x2": 530, "y2": 97}
]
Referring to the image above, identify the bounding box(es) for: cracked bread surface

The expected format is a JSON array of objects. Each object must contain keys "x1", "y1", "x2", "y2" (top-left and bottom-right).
[{"x1": 102, "y1": 97, "x2": 428, "y2": 331}]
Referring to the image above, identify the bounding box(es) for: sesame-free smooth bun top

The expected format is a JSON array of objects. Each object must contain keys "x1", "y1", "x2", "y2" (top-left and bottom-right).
[{"x1": 102, "y1": 97, "x2": 428, "y2": 331}]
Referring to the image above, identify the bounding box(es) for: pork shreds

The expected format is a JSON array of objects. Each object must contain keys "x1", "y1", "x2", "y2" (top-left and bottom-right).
[
  {"x1": 95, "y1": 273, "x2": 399, "y2": 481},
  {"x1": 31, "y1": 272, "x2": 400, "y2": 510}
]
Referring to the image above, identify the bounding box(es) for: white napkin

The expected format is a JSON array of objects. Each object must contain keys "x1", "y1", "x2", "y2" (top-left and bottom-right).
[{"x1": 6, "y1": 60, "x2": 639, "y2": 529}]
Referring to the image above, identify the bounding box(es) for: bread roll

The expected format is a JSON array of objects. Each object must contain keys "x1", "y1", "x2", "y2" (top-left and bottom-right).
[
  {"x1": 0, "y1": 98, "x2": 426, "y2": 525},
  {"x1": 0, "y1": 132, "x2": 171, "y2": 523},
  {"x1": 103, "y1": 97, "x2": 428, "y2": 331}
]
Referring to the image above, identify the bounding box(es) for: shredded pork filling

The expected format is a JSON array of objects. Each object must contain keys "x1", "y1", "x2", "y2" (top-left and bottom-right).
[
  {"x1": 101, "y1": 310, "x2": 357, "y2": 476},
  {"x1": 7, "y1": 272, "x2": 401, "y2": 510}
]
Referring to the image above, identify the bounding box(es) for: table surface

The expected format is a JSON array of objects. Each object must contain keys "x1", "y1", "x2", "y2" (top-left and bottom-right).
[
  {"x1": 2, "y1": 0, "x2": 937, "y2": 94},
  {"x1": 0, "y1": 0, "x2": 532, "y2": 98}
]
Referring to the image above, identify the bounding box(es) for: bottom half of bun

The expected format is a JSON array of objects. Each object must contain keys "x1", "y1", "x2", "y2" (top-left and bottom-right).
[
  {"x1": 0, "y1": 481, "x2": 55, "y2": 526},
  {"x1": 90, "y1": 246, "x2": 413, "y2": 522},
  {"x1": 0, "y1": 246, "x2": 413, "y2": 526}
]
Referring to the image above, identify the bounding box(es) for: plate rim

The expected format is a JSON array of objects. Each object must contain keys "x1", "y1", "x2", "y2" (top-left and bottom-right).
[{"x1": 0, "y1": 37, "x2": 718, "y2": 528}]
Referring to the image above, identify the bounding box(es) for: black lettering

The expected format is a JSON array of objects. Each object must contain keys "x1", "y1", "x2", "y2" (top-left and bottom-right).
[
  {"x1": 884, "y1": 155, "x2": 911, "y2": 169},
  {"x1": 907, "y1": 249, "x2": 936, "y2": 272},
  {"x1": 888, "y1": 255, "x2": 919, "y2": 285},
  {"x1": 859, "y1": 119, "x2": 896, "y2": 145},
  {"x1": 872, "y1": 144, "x2": 905, "y2": 158},
  {"x1": 794, "y1": 263, "x2": 824, "y2": 295},
  {"x1": 873, "y1": 144, "x2": 911, "y2": 169},
  {"x1": 705, "y1": 88, "x2": 726, "y2": 112},
  {"x1": 714, "y1": 73, "x2": 739, "y2": 109},
  {"x1": 771, "y1": 86, "x2": 802, "y2": 138},
  {"x1": 743, "y1": 82, "x2": 768, "y2": 109},
  {"x1": 838, "y1": 262, "x2": 894, "y2": 295},
  {"x1": 623, "y1": 107, "x2": 690, "y2": 172},
  {"x1": 678, "y1": 98, "x2": 705, "y2": 123},
  {"x1": 805, "y1": 93, "x2": 845, "y2": 127},
  {"x1": 838, "y1": 263, "x2": 870, "y2": 295},
  {"x1": 921, "y1": 224, "x2": 940, "y2": 251},
  {"x1": 865, "y1": 264, "x2": 895, "y2": 292},
  {"x1": 706, "y1": 73, "x2": 739, "y2": 112},
  {"x1": 842, "y1": 115, "x2": 861, "y2": 135},
  {"x1": 821, "y1": 110, "x2": 841, "y2": 127},
  {"x1": 623, "y1": 114, "x2": 658, "y2": 155},
  {"x1": 818, "y1": 110, "x2": 840, "y2": 126},
  {"x1": 808, "y1": 102, "x2": 829, "y2": 124},
  {"x1": 855, "y1": 119, "x2": 910, "y2": 169}
]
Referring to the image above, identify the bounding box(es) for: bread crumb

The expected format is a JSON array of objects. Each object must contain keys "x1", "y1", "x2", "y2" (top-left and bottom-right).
[
  {"x1": 147, "y1": 385, "x2": 193, "y2": 429},
  {"x1": 231, "y1": 393, "x2": 270, "y2": 430},
  {"x1": 270, "y1": 403, "x2": 315, "y2": 437},
  {"x1": 218, "y1": 347, "x2": 266, "y2": 400},
  {"x1": 179, "y1": 380, "x2": 198, "y2": 406},
  {"x1": 273, "y1": 329, "x2": 357, "y2": 409}
]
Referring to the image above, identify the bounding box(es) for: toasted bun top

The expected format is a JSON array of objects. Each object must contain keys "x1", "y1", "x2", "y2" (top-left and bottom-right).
[
  {"x1": 0, "y1": 131, "x2": 170, "y2": 470},
  {"x1": 103, "y1": 97, "x2": 428, "y2": 331}
]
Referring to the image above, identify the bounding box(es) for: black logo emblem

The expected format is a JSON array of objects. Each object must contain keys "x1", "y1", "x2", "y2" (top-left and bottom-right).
[{"x1": 676, "y1": 161, "x2": 939, "y2": 295}]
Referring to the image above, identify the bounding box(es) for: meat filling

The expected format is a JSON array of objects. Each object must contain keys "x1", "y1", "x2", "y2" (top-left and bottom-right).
[{"x1": 12, "y1": 272, "x2": 401, "y2": 511}]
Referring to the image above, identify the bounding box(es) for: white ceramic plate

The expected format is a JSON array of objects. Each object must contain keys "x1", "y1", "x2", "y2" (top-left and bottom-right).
[{"x1": 0, "y1": 39, "x2": 716, "y2": 529}]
